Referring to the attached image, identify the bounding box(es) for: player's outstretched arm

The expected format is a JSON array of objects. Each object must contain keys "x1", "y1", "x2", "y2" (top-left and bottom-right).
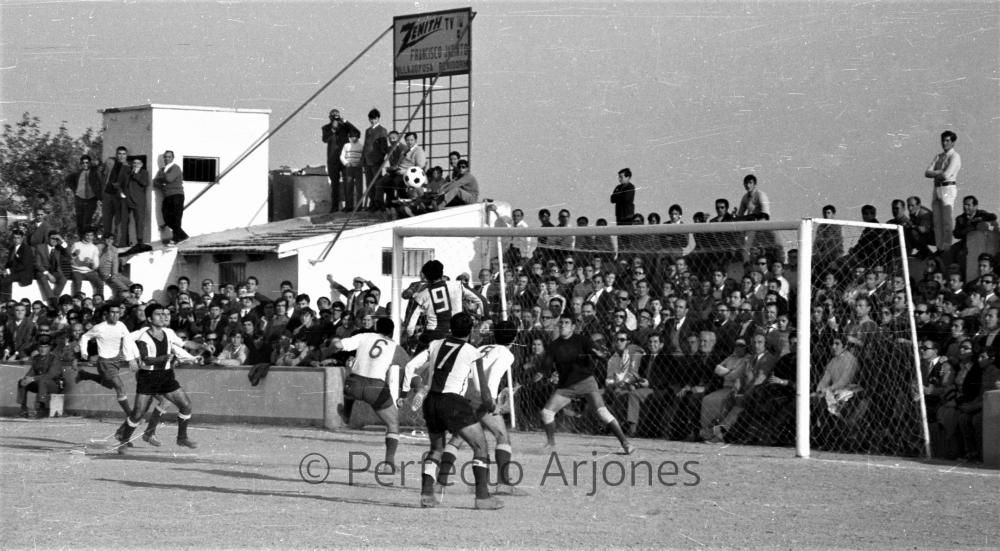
[{"x1": 402, "y1": 350, "x2": 430, "y2": 392}]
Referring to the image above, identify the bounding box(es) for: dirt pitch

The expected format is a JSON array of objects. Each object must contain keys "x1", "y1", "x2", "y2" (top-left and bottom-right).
[{"x1": 1, "y1": 416, "x2": 996, "y2": 550}]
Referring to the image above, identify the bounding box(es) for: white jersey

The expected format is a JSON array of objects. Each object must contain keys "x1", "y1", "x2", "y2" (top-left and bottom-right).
[
  {"x1": 407, "y1": 280, "x2": 482, "y2": 334},
  {"x1": 80, "y1": 321, "x2": 132, "y2": 360},
  {"x1": 465, "y1": 344, "x2": 514, "y2": 401},
  {"x1": 403, "y1": 336, "x2": 481, "y2": 396},
  {"x1": 339, "y1": 332, "x2": 408, "y2": 381}
]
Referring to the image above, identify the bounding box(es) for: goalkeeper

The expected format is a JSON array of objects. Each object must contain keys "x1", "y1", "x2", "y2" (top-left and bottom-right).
[{"x1": 539, "y1": 313, "x2": 635, "y2": 455}]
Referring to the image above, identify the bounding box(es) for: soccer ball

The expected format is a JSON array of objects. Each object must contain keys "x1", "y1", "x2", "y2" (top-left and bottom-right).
[{"x1": 403, "y1": 166, "x2": 426, "y2": 188}]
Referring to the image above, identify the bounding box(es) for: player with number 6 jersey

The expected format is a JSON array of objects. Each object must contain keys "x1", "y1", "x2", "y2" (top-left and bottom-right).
[
  {"x1": 335, "y1": 318, "x2": 410, "y2": 472},
  {"x1": 405, "y1": 260, "x2": 483, "y2": 340}
]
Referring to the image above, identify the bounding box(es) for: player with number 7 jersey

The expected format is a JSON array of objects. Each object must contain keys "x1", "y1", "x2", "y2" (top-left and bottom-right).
[
  {"x1": 403, "y1": 313, "x2": 503, "y2": 509},
  {"x1": 335, "y1": 318, "x2": 410, "y2": 474},
  {"x1": 439, "y1": 321, "x2": 526, "y2": 496}
]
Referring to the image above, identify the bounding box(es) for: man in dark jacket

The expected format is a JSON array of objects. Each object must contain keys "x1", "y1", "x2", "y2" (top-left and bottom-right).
[
  {"x1": 1, "y1": 228, "x2": 35, "y2": 301},
  {"x1": 17, "y1": 336, "x2": 63, "y2": 418},
  {"x1": 34, "y1": 230, "x2": 69, "y2": 304},
  {"x1": 321, "y1": 108, "x2": 359, "y2": 212},
  {"x1": 102, "y1": 146, "x2": 131, "y2": 241},
  {"x1": 120, "y1": 157, "x2": 149, "y2": 248},
  {"x1": 65, "y1": 155, "x2": 103, "y2": 237}
]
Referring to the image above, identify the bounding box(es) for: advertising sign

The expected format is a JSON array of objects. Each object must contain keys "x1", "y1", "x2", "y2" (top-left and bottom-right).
[{"x1": 393, "y1": 8, "x2": 472, "y2": 81}]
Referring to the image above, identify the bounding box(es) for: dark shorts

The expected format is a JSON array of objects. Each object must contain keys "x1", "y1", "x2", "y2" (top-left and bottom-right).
[
  {"x1": 96, "y1": 358, "x2": 126, "y2": 386},
  {"x1": 344, "y1": 374, "x2": 393, "y2": 411},
  {"x1": 423, "y1": 392, "x2": 478, "y2": 435},
  {"x1": 136, "y1": 369, "x2": 181, "y2": 396},
  {"x1": 555, "y1": 376, "x2": 601, "y2": 398}
]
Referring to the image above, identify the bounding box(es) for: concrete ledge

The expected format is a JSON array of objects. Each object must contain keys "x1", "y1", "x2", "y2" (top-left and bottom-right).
[
  {"x1": 1, "y1": 362, "x2": 347, "y2": 429},
  {"x1": 984, "y1": 390, "x2": 1000, "y2": 469}
]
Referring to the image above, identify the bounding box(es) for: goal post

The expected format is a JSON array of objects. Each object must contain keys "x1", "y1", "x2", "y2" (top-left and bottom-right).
[{"x1": 392, "y1": 215, "x2": 930, "y2": 458}]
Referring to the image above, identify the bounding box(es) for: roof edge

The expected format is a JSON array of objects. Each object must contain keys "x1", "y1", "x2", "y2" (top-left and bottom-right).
[{"x1": 99, "y1": 104, "x2": 272, "y2": 115}]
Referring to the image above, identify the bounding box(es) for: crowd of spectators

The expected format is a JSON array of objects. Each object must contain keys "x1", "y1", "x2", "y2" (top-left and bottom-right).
[
  {"x1": 475, "y1": 171, "x2": 998, "y2": 460},
  {"x1": 3, "y1": 146, "x2": 998, "y2": 461},
  {"x1": 323, "y1": 108, "x2": 479, "y2": 218}
]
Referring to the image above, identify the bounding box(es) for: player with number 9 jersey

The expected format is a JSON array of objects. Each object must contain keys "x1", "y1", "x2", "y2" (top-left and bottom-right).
[{"x1": 406, "y1": 260, "x2": 482, "y2": 338}]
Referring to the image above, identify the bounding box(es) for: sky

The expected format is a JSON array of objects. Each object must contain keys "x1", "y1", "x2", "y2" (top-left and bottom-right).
[{"x1": 2, "y1": 0, "x2": 998, "y2": 225}]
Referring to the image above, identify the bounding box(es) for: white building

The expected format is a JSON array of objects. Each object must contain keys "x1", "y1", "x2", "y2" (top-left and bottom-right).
[
  {"x1": 12, "y1": 104, "x2": 271, "y2": 302},
  {"x1": 14, "y1": 102, "x2": 506, "y2": 304},
  {"x1": 131, "y1": 203, "x2": 510, "y2": 305},
  {"x1": 99, "y1": 104, "x2": 271, "y2": 243}
]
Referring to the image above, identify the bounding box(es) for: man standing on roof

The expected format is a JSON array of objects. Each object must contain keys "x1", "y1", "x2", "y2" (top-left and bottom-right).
[{"x1": 321, "y1": 108, "x2": 359, "y2": 213}]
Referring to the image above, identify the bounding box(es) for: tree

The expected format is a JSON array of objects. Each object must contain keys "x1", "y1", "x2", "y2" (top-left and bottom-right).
[{"x1": 0, "y1": 112, "x2": 103, "y2": 242}]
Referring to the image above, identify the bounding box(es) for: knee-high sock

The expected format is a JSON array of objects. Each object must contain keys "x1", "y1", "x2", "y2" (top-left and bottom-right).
[
  {"x1": 384, "y1": 433, "x2": 399, "y2": 465},
  {"x1": 437, "y1": 443, "x2": 459, "y2": 486},
  {"x1": 117, "y1": 396, "x2": 132, "y2": 417},
  {"x1": 342, "y1": 398, "x2": 355, "y2": 421},
  {"x1": 606, "y1": 419, "x2": 629, "y2": 447},
  {"x1": 177, "y1": 412, "x2": 191, "y2": 440},
  {"x1": 421, "y1": 456, "x2": 440, "y2": 495},
  {"x1": 495, "y1": 443, "x2": 513, "y2": 485},
  {"x1": 543, "y1": 422, "x2": 556, "y2": 445},
  {"x1": 145, "y1": 405, "x2": 165, "y2": 436},
  {"x1": 119, "y1": 418, "x2": 140, "y2": 442},
  {"x1": 472, "y1": 457, "x2": 490, "y2": 499}
]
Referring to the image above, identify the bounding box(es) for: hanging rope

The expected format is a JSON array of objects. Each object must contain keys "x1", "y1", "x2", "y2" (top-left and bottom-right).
[{"x1": 183, "y1": 24, "x2": 395, "y2": 211}]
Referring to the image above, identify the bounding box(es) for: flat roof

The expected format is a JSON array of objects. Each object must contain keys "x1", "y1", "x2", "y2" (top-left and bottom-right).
[
  {"x1": 157, "y1": 203, "x2": 488, "y2": 256},
  {"x1": 99, "y1": 104, "x2": 271, "y2": 115}
]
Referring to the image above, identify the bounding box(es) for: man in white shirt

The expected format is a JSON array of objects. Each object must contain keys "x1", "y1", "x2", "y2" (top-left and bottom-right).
[
  {"x1": 503, "y1": 208, "x2": 533, "y2": 264},
  {"x1": 70, "y1": 229, "x2": 103, "y2": 297},
  {"x1": 77, "y1": 304, "x2": 136, "y2": 418},
  {"x1": 924, "y1": 130, "x2": 962, "y2": 252}
]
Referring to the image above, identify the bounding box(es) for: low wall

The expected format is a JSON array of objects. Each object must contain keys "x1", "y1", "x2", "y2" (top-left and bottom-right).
[
  {"x1": 0, "y1": 362, "x2": 345, "y2": 429},
  {"x1": 0, "y1": 362, "x2": 427, "y2": 431},
  {"x1": 984, "y1": 390, "x2": 1000, "y2": 469}
]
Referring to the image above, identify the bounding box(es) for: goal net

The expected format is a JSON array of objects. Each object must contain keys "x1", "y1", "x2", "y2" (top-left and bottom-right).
[{"x1": 390, "y1": 213, "x2": 929, "y2": 459}]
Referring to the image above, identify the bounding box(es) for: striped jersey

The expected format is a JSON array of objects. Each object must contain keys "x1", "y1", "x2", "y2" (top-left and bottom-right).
[
  {"x1": 409, "y1": 280, "x2": 482, "y2": 333},
  {"x1": 465, "y1": 344, "x2": 514, "y2": 401},
  {"x1": 126, "y1": 326, "x2": 196, "y2": 370},
  {"x1": 404, "y1": 336, "x2": 481, "y2": 396}
]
